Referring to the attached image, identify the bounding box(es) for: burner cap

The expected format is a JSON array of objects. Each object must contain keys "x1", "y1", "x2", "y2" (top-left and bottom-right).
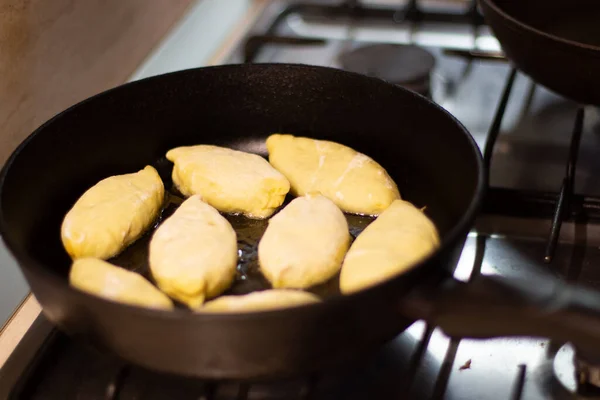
[{"x1": 338, "y1": 44, "x2": 436, "y2": 86}]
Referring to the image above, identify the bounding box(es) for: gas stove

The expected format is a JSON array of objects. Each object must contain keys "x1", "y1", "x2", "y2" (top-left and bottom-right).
[{"x1": 3, "y1": 1, "x2": 600, "y2": 399}]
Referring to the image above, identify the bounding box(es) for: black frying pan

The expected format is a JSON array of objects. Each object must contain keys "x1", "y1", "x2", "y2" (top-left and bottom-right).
[
  {"x1": 480, "y1": 0, "x2": 600, "y2": 105},
  {"x1": 2, "y1": 64, "x2": 600, "y2": 380}
]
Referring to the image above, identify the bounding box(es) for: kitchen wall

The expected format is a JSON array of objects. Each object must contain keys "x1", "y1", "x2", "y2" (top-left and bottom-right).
[
  {"x1": 0, "y1": 0, "x2": 193, "y2": 326},
  {"x1": 0, "y1": 0, "x2": 193, "y2": 165}
]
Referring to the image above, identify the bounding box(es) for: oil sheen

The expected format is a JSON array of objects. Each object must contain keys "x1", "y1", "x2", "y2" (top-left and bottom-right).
[{"x1": 110, "y1": 191, "x2": 375, "y2": 307}]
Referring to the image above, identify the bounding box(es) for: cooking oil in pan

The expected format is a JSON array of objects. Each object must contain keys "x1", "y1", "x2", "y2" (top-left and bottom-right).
[{"x1": 110, "y1": 191, "x2": 375, "y2": 307}]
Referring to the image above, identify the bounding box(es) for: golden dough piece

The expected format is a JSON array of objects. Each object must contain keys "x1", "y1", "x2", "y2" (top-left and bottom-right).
[
  {"x1": 340, "y1": 200, "x2": 440, "y2": 294},
  {"x1": 258, "y1": 194, "x2": 350, "y2": 289},
  {"x1": 61, "y1": 166, "x2": 164, "y2": 260},
  {"x1": 69, "y1": 258, "x2": 173, "y2": 310},
  {"x1": 149, "y1": 195, "x2": 238, "y2": 309},
  {"x1": 166, "y1": 145, "x2": 290, "y2": 219},
  {"x1": 201, "y1": 290, "x2": 320, "y2": 313},
  {"x1": 266, "y1": 134, "x2": 400, "y2": 215}
]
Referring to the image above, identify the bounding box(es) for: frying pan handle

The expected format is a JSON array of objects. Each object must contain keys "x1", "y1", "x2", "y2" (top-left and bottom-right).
[{"x1": 402, "y1": 273, "x2": 600, "y2": 354}]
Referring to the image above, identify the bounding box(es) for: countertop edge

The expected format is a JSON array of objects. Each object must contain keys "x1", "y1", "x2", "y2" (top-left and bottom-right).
[{"x1": 0, "y1": 295, "x2": 41, "y2": 369}]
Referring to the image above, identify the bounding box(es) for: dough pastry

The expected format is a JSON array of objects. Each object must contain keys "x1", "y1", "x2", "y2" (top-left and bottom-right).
[
  {"x1": 340, "y1": 200, "x2": 440, "y2": 294},
  {"x1": 201, "y1": 290, "x2": 320, "y2": 313},
  {"x1": 61, "y1": 166, "x2": 164, "y2": 260},
  {"x1": 258, "y1": 194, "x2": 350, "y2": 289},
  {"x1": 266, "y1": 134, "x2": 400, "y2": 215},
  {"x1": 166, "y1": 145, "x2": 290, "y2": 219},
  {"x1": 149, "y1": 195, "x2": 238, "y2": 309},
  {"x1": 69, "y1": 258, "x2": 173, "y2": 310}
]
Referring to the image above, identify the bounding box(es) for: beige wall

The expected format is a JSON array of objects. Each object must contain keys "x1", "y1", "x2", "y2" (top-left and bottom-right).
[{"x1": 0, "y1": 0, "x2": 193, "y2": 165}]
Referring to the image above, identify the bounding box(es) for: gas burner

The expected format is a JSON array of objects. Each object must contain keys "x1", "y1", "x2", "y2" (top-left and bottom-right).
[{"x1": 338, "y1": 44, "x2": 436, "y2": 98}]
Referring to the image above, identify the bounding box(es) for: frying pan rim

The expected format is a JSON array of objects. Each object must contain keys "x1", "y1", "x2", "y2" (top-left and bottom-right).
[
  {"x1": 480, "y1": 0, "x2": 600, "y2": 53},
  {"x1": 0, "y1": 63, "x2": 485, "y2": 322}
]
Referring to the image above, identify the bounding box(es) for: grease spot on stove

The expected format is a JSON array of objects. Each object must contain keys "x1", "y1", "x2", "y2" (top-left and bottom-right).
[{"x1": 459, "y1": 359, "x2": 472, "y2": 371}]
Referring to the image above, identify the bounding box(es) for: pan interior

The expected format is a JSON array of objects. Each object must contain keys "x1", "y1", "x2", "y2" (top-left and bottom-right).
[
  {"x1": 110, "y1": 172, "x2": 376, "y2": 303},
  {"x1": 0, "y1": 64, "x2": 481, "y2": 302},
  {"x1": 492, "y1": 0, "x2": 600, "y2": 48}
]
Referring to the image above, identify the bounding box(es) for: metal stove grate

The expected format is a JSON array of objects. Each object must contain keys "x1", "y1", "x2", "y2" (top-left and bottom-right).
[
  {"x1": 243, "y1": 0, "x2": 487, "y2": 64},
  {"x1": 481, "y1": 68, "x2": 590, "y2": 264}
]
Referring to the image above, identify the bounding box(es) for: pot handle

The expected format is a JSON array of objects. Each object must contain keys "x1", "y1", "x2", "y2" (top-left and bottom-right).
[{"x1": 401, "y1": 272, "x2": 600, "y2": 355}]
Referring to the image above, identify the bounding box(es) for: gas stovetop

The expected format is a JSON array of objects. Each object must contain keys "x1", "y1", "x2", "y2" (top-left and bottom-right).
[{"x1": 4, "y1": 1, "x2": 600, "y2": 399}]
